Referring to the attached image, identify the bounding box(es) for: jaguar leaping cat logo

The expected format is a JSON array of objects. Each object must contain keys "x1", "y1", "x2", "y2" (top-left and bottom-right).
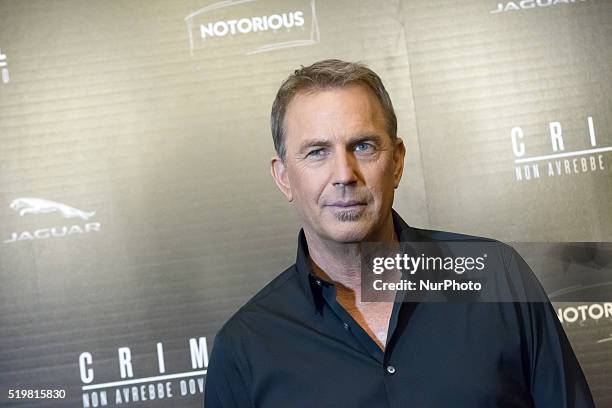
[{"x1": 9, "y1": 198, "x2": 96, "y2": 220}]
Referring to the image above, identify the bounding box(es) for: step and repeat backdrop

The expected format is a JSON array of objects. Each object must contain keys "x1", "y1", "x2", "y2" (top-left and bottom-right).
[{"x1": 0, "y1": 0, "x2": 610, "y2": 407}]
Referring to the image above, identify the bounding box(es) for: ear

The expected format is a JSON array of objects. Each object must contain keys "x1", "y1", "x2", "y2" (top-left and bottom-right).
[
  {"x1": 392, "y1": 137, "x2": 406, "y2": 188},
  {"x1": 270, "y1": 155, "x2": 293, "y2": 202}
]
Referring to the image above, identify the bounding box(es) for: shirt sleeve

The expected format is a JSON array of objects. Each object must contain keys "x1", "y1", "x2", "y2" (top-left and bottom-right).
[
  {"x1": 505, "y1": 246, "x2": 596, "y2": 408},
  {"x1": 204, "y1": 330, "x2": 252, "y2": 408}
]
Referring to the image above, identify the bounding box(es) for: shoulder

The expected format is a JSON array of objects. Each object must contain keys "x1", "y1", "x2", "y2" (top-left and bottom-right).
[
  {"x1": 411, "y1": 226, "x2": 528, "y2": 269},
  {"x1": 408, "y1": 226, "x2": 524, "y2": 262},
  {"x1": 409, "y1": 226, "x2": 519, "y2": 262},
  {"x1": 408, "y1": 225, "x2": 532, "y2": 288},
  {"x1": 214, "y1": 264, "x2": 301, "y2": 341},
  {"x1": 409, "y1": 225, "x2": 498, "y2": 243}
]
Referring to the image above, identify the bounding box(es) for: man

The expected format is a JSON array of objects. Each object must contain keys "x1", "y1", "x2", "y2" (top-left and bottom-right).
[{"x1": 204, "y1": 59, "x2": 595, "y2": 407}]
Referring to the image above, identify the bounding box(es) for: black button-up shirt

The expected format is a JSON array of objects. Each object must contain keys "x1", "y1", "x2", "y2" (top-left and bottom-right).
[{"x1": 204, "y1": 210, "x2": 595, "y2": 407}]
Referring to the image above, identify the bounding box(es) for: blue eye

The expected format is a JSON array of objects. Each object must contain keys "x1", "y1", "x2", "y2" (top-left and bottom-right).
[
  {"x1": 355, "y1": 142, "x2": 373, "y2": 153},
  {"x1": 306, "y1": 148, "x2": 325, "y2": 158}
]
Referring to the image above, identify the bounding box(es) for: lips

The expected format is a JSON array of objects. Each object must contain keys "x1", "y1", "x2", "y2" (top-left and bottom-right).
[{"x1": 326, "y1": 201, "x2": 366, "y2": 207}]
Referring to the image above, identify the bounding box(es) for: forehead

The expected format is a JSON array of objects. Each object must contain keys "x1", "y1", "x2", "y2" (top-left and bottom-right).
[{"x1": 283, "y1": 84, "x2": 387, "y2": 144}]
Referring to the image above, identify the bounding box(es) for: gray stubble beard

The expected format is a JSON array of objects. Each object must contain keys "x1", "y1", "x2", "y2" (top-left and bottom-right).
[{"x1": 334, "y1": 209, "x2": 363, "y2": 222}]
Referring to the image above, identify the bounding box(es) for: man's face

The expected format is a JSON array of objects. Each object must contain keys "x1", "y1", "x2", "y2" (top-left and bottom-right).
[{"x1": 271, "y1": 83, "x2": 405, "y2": 243}]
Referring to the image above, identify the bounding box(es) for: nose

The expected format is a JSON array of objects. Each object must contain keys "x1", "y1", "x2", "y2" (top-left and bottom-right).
[{"x1": 331, "y1": 149, "x2": 358, "y2": 187}]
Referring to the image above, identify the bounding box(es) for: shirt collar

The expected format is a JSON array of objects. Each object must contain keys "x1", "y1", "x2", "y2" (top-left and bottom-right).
[{"x1": 294, "y1": 209, "x2": 418, "y2": 312}]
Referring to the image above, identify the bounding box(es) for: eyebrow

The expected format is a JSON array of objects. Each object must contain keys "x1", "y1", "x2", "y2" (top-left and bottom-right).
[{"x1": 297, "y1": 133, "x2": 384, "y2": 153}]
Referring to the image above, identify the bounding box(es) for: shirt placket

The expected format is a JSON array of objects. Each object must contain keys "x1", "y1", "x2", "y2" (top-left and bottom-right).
[{"x1": 316, "y1": 277, "x2": 407, "y2": 408}]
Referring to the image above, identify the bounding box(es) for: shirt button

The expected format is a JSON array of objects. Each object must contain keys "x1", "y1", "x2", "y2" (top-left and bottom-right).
[
  {"x1": 343, "y1": 322, "x2": 350, "y2": 330},
  {"x1": 386, "y1": 365, "x2": 396, "y2": 375}
]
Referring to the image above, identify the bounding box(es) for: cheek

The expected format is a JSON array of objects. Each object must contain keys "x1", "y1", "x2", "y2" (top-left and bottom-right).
[
  {"x1": 290, "y1": 166, "x2": 327, "y2": 203},
  {"x1": 365, "y1": 160, "x2": 395, "y2": 201},
  {"x1": 370, "y1": 185, "x2": 387, "y2": 204},
  {"x1": 372, "y1": 160, "x2": 394, "y2": 184}
]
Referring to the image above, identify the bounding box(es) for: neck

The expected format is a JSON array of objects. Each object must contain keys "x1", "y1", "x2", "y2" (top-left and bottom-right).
[{"x1": 305, "y1": 214, "x2": 398, "y2": 293}]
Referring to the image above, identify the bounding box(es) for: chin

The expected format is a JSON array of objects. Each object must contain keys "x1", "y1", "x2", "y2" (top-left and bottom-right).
[{"x1": 324, "y1": 222, "x2": 371, "y2": 243}]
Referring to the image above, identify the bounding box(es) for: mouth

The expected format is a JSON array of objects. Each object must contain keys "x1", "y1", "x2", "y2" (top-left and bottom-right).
[{"x1": 325, "y1": 201, "x2": 367, "y2": 209}]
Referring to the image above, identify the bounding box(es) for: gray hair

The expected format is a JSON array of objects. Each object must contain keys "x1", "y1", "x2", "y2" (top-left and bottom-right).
[{"x1": 270, "y1": 59, "x2": 397, "y2": 161}]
